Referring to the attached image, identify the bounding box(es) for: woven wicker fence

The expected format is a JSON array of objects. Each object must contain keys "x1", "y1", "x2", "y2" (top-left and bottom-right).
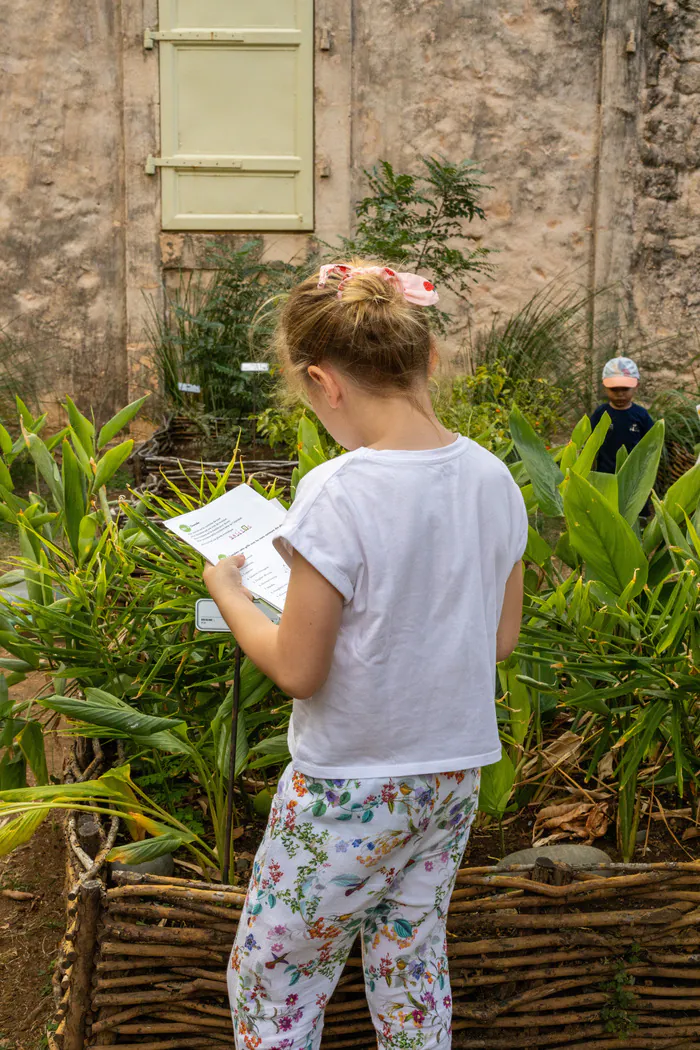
[
  {"x1": 72, "y1": 858, "x2": 700, "y2": 1050},
  {"x1": 131, "y1": 415, "x2": 296, "y2": 500}
]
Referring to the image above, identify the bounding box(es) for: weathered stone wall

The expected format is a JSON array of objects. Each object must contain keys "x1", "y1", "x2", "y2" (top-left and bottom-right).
[
  {"x1": 0, "y1": 0, "x2": 698, "y2": 418},
  {"x1": 0, "y1": 0, "x2": 127, "y2": 425},
  {"x1": 351, "y1": 0, "x2": 603, "y2": 333},
  {"x1": 634, "y1": 0, "x2": 700, "y2": 386}
]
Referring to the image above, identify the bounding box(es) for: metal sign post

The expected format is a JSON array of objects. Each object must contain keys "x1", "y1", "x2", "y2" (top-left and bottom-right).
[{"x1": 222, "y1": 644, "x2": 242, "y2": 886}]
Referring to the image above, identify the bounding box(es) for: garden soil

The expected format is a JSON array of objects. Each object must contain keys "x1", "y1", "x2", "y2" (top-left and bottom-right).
[{"x1": 0, "y1": 666, "x2": 68, "y2": 1050}]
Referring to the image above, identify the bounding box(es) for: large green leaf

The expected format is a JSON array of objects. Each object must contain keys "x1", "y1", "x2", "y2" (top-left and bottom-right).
[
  {"x1": 18, "y1": 721, "x2": 48, "y2": 786},
  {"x1": 0, "y1": 810, "x2": 47, "y2": 858},
  {"x1": 478, "y1": 752, "x2": 515, "y2": 820},
  {"x1": 61, "y1": 439, "x2": 86, "y2": 559},
  {"x1": 78, "y1": 515, "x2": 99, "y2": 565},
  {"x1": 107, "y1": 832, "x2": 191, "y2": 865},
  {"x1": 22, "y1": 428, "x2": 63, "y2": 509},
  {"x1": 571, "y1": 414, "x2": 591, "y2": 448},
  {"x1": 644, "y1": 463, "x2": 700, "y2": 553},
  {"x1": 97, "y1": 396, "x2": 149, "y2": 451},
  {"x1": 587, "y1": 470, "x2": 618, "y2": 509},
  {"x1": 509, "y1": 406, "x2": 563, "y2": 516},
  {"x1": 0, "y1": 780, "x2": 118, "y2": 803},
  {"x1": 617, "y1": 420, "x2": 665, "y2": 524},
  {"x1": 0, "y1": 423, "x2": 12, "y2": 456},
  {"x1": 92, "y1": 440, "x2": 133, "y2": 491},
  {"x1": 499, "y1": 661, "x2": 531, "y2": 746},
  {"x1": 563, "y1": 472, "x2": 647, "y2": 597},
  {"x1": 64, "y1": 397, "x2": 95, "y2": 458},
  {"x1": 524, "y1": 526, "x2": 552, "y2": 568},
  {"x1": 571, "y1": 412, "x2": 611, "y2": 478},
  {"x1": 38, "y1": 692, "x2": 185, "y2": 737}
]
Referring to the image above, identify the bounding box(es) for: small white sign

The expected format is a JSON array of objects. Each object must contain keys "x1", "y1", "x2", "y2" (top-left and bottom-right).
[
  {"x1": 240, "y1": 362, "x2": 270, "y2": 373},
  {"x1": 178, "y1": 382, "x2": 201, "y2": 394},
  {"x1": 195, "y1": 597, "x2": 281, "y2": 632},
  {"x1": 195, "y1": 599, "x2": 231, "y2": 633}
]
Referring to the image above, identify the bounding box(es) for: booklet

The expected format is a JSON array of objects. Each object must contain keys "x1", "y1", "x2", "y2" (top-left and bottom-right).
[{"x1": 163, "y1": 484, "x2": 290, "y2": 613}]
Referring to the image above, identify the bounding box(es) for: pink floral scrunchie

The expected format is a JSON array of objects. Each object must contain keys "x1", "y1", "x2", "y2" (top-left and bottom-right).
[{"x1": 317, "y1": 264, "x2": 439, "y2": 307}]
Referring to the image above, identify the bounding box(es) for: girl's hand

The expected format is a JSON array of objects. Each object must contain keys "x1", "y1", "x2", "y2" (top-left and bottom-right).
[{"x1": 203, "y1": 554, "x2": 254, "y2": 602}]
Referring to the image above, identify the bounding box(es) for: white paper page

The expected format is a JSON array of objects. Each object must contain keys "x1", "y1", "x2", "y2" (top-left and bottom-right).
[{"x1": 163, "y1": 485, "x2": 290, "y2": 612}]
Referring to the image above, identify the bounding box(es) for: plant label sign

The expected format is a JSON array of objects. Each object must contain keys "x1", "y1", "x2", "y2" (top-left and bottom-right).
[
  {"x1": 177, "y1": 382, "x2": 201, "y2": 394},
  {"x1": 195, "y1": 598, "x2": 280, "y2": 632},
  {"x1": 240, "y1": 362, "x2": 270, "y2": 373},
  {"x1": 195, "y1": 599, "x2": 231, "y2": 632}
]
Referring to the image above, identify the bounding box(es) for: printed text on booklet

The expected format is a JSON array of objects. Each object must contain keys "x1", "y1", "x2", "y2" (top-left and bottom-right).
[{"x1": 164, "y1": 485, "x2": 290, "y2": 612}]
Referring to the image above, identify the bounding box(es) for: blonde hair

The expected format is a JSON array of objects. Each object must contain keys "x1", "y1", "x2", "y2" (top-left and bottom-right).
[{"x1": 274, "y1": 259, "x2": 433, "y2": 399}]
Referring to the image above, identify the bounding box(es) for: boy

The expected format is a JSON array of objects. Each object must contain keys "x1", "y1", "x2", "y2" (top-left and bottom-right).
[{"x1": 590, "y1": 357, "x2": 654, "y2": 474}]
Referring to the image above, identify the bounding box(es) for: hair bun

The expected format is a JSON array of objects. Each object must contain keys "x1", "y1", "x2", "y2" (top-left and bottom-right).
[{"x1": 338, "y1": 270, "x2": 401, "y2": 307}]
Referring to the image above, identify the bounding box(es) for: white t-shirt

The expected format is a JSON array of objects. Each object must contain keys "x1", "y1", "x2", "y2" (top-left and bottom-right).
[{"x1": 273, "y1": 436, "x2": 528, "y2": 778}]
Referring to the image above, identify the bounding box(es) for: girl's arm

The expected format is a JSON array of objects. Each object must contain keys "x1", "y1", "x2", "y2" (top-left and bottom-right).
[
  {"x1": 496, "y1": 561, "x2": 524, "y2": 663},
  {"x1": 203, "y1": 551, "x2": 343, "y2": 698}
]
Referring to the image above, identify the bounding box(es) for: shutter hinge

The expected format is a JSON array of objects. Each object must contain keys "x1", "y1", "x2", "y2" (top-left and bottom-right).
[
  {"x1": 144, "y1": 28, "x2": 253, "y2": 49},
  {"x1": 145, "y1": 155, "x2": 245, "y2": 174}
]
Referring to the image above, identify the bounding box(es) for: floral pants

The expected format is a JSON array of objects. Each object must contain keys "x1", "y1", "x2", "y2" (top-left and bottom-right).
[{"x1": 228, "y1": 764, "x2": 480, "y2": 1050}]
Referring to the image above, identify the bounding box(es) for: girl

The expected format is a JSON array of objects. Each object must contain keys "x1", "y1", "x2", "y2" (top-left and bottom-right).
[{"x1": 204, "y1": 262, "x2": 527, "y2": 1050}]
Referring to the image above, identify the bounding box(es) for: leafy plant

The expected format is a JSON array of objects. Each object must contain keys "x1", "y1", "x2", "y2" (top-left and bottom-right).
[
  {"x1": 256, "y1": 405, "x2": 343, "y2": 460},
  {"x1": 148, "y1": 239, "x2": 315, "y2": 429},
  {"x1": 510, "y1": 407, "x2": 700, "y2": 858},
  {"x1": 0, "y1": 398, "x2": 328, "y2": 871},
  {"x1": 435, "y1": 364, "x2": 563, "y2": 451},
  {"x1": 337, "y1": 157, "x2": 492, "y2": 332}
]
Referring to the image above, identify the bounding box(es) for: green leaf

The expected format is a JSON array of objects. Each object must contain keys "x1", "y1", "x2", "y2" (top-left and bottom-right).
[
  {"x1": 617, "y1": 420, "x2": 665, "y2": 524},
  {"x1": 92, "y1": 440, "x2": 133, "y2": 491},
  {"x1": 0, "y1": 570, "x2": 25, "y2": 589},
  {"x1": 253, "y1": 789, "x2": 274, "y2": 817},
  {"x1": 107, "y1": 833, "x2": 190, "y2": 865},
  {"x1": 571, "y1": 412, "x2": 611, "y2": 478},
  {"x1": 15, "y1": 396, "x2": 34, "y2": 428},
  {"x1": 64, "y1": 396, "x2": 95, "y2": 458},
  {"x1": 500, "y1": 661, "x2": 531, "y2": 746},
  {"x1": 18, "y1": 721, "x2": 48, "y2": 786},
  {"x1": 61, "y1": 439, "x2": 86, "y2": 559},
  {"x1": 571, "y1": 414, "x2": 591, "y2": 448},
  {"x1": 0, "y1": 458, "x2": 13, "y2": 493},
  {"x1": 0, "y1": 779, "x2": 117, "y2": 803},
  {"x1": 478, "y1": 751, "x2": 515, "y2": 820},
  {"x1": 587, "y1": 470, "x2": 618, "y2": 510},
  {"x1": 0, "y1": 423, "x2": 12, "y2": 456},
  {"x1": 22, "y1": 428, "x2": 63, "y2": 509},
  {"x1": 249, "y1": 733, "x2": 291, "y2": 756},
  {"x1": 37, "y1": 692, "x2": 185, "y2": 737},
  {"x1": 97, "y1": 396, "x2": 149, "y2": 450},
  {"x1": 78, "y1": 515, "x2": 99, "y2": 565},
  {"x1": 644, "y1": 463, "x2": 700, "y2": 553},
  {"x1": 563, "y1": 472, "x2": 647, "y2": 597},
  {"x1": 509, "y1": 405, "x2": 563, "y2": 516},
  {"x1": 0, "y1": 751, "x2": 27, "y2": 791},
  {"x1": 524, "y1": 525, "x2": 552, "y2": 567},
  {"x1": 0, "y1": 810, "x2": 47, "y2": 858}
]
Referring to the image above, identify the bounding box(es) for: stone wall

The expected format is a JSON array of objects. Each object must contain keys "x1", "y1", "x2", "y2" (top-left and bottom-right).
[
  {"x1": 0, "y1": 0, "x2": 128, "y2": 426},
  {"x1": 634, "y1": 0, "x2": 700, "y2": 386},
  {"x1": 0, "y1": 0, "x2": 698, "y2": 421},
  {"x1": 351, "y1": 0, "x2": 603, "y2": 332}
]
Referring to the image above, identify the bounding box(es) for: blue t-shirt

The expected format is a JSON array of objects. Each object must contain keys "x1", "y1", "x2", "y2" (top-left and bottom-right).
[{"x1": 589, "y1": 403, "x2": 654, "y2": 473}]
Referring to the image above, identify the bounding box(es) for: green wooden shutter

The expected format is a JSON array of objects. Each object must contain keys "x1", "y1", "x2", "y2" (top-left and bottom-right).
[{"x1": 151, "y1": 0, "x2": 313, "y2": 231}]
